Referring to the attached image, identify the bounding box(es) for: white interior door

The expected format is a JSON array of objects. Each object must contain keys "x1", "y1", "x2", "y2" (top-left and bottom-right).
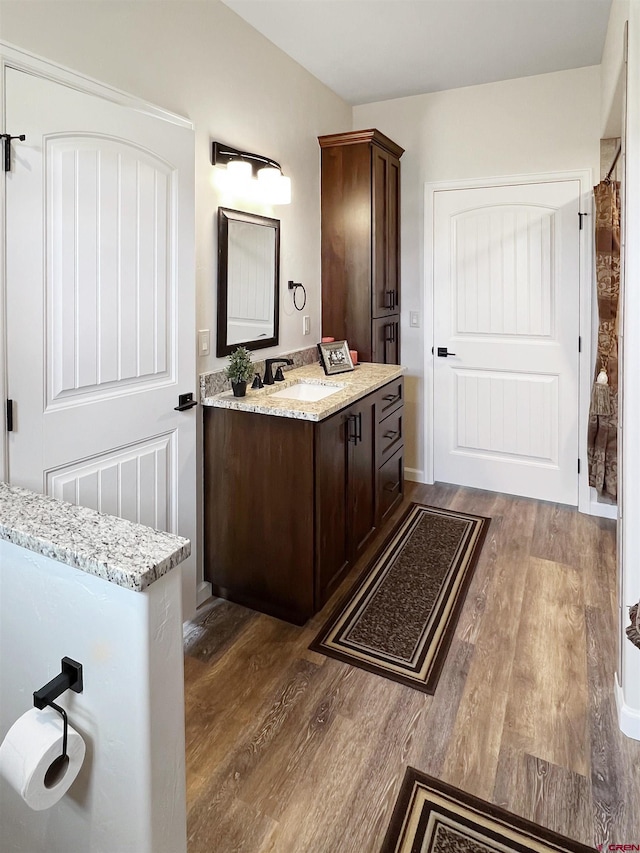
[
  {"x1": 433, "y1": 180, "x2": 581, "y2": 505},
  {"x1": 4, "y1": 68, "x2": 197, "y2": 614}
]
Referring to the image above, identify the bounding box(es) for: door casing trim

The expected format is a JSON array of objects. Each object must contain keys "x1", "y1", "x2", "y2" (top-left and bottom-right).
[{"x1": 423, "y1": 169, "x2": 593, "y2": 513}]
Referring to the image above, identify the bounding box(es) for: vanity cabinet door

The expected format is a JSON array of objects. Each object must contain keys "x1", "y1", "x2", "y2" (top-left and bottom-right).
[
  {"x1": 315, "y1": 409, "x2": 350, "y2": 608},
  {"x1": 314, "y1": 393, "x2": 377, "y2": 608},
  {"x1": 346, "y1": 397, "x2": 377, "y2": 562},
  {"x1": 378, "y1": 446, "x2": 404, "y2": 527}
]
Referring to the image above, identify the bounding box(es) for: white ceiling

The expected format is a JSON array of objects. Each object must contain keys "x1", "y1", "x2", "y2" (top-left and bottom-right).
[{"x1": 221, "y1": 0, "x2": 612, "y2": 105}]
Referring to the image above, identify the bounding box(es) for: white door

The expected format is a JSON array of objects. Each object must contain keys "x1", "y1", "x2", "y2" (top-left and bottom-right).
[
  {"x1": 4, "y1": 68, "x2": 198, "y2": 613},
  {"x1": 432, "y1": 180, "x2": 581, "y2": 505}
]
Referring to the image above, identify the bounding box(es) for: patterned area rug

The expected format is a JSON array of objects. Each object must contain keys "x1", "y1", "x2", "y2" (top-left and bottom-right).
[
  {"x1": 381, "y1": 768, "x2": 596, "y2": 853},
  {"x1": 310, "y1": 503, "x2": 489, "y2": 694}
]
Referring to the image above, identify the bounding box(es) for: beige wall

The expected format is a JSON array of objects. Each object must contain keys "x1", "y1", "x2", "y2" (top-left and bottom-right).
[
  {"x1": 0, "y1": 0, "x2": 351, "y2": 375},
  {"x1": 601, "y1": 0, "x2": 629, "y2": 136},
  {"x1": 354, "y1": 66, "x2": 601, "y2": 475}
]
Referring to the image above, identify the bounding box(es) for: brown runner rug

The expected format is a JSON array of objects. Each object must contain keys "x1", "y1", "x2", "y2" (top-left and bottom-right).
[
  {"x1": 310, "y1": 502, "x2": 489, "y2": 694},
  {"x1": 381, "y1": 768, "x2": 596, "y2": 853}
]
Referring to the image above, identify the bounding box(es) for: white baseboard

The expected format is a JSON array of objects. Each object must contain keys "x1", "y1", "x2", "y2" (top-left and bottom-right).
[
  {"x1": 588, "y1": 499, "x2": 618, "y2": 519},
  {"x1": 196, "y1": 580, "x2": 212, "y2": 607},
  {"x1": 405, "y1": 467, "x2": 426, "y2": 484},
  {"x1": 615, "y1": 674, "x2": 640, "y2": 740}
]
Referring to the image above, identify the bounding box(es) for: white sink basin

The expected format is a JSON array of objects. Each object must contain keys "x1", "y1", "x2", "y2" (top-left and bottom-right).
[{"x1": 268, "y1": 381, "x2": 344, "y2": 402}]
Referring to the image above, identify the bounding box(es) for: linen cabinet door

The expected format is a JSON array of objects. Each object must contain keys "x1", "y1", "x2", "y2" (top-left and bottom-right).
[
  {"x1": 386, "y1": 153, "x2": 400, "y2": 314},
  {"x1": 372, "y1": 147, "x2": 401, "y2": 319},
  {"x1": 372, "y1": 316, "x2": 400, "y2": 364},
  {"x1": 372, "y1": 146, "x2": 395, "y2": 319}
]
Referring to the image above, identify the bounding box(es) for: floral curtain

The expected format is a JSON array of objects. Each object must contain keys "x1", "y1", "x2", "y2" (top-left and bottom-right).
[
  {"x1": 587, "y1": 180, "x2": 620, "y2": 502},
  {"x1": 627, "y1": 604, "x2": 640, "y2": 650}
]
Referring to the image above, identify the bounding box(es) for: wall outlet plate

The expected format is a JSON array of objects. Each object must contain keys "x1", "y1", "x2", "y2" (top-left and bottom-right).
[{"x1": 303, "y1": 316, "x2": 310, "y2": 335}]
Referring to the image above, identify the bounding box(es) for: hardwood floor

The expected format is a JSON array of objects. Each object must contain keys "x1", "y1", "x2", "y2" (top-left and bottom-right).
[{"x1": 185, "y1": 483, "x2": 640, "y2": 852}]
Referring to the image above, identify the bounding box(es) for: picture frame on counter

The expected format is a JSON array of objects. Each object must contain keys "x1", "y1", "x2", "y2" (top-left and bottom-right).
[{"x1": 317, "y1": 340, "x2": 355, "y2": 375}]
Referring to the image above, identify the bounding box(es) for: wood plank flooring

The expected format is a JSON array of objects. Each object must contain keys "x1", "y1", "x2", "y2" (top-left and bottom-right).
[{"x1": 185, "y1": 483, "x2": 640, "y2": 852}]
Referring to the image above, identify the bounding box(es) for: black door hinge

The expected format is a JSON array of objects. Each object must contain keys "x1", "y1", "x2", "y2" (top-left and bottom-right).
[
  {"x1": 6, "y1": 400, "x2": 13, "y2": 432},
  {"x1": 578, "y1": 212, "x2": 588, "y2": 230},
  {"x1": 578, "y1": 458, "x2": 581, "y2": 474},
  {"x1": 1, "y1": 133, "x2": 26, "y2": 172},
  {"x1": 578, "y1": 336, "x2": 582, "y2": 352}
]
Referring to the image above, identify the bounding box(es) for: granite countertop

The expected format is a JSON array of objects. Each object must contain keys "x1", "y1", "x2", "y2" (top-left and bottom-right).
[
  {"x1": 0, "y1": 482, "x2": 191, "y2": 591},
  {"x1": 202, "y1": 362, "x2": 405, "y2": 421}
]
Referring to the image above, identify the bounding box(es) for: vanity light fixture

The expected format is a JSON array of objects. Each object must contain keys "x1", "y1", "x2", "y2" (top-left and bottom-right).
[{"x1": 211, "y1": 140, "x2": 291, "y2": 205}]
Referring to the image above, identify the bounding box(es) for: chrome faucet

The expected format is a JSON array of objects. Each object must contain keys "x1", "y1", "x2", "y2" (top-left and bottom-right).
[{"x1": 263, "y1": 358, "x2": 293, "y2": 385}]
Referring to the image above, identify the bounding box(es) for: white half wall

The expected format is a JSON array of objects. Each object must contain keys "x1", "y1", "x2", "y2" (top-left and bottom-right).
[
  {"x1": 354, "y1": 66, "x2": 601, "y2": 479},
  {"x1": 0, "y1": 541, "x2": 186, "y2": 853}
]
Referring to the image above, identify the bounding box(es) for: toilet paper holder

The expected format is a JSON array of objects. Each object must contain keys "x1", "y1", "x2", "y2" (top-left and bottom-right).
[{"x1": 33, "y1": 657, "x2": 83, "y2": 765}]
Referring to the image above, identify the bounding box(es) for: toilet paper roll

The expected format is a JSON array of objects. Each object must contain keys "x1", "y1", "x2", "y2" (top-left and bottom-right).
[{"x1": 0, "y1": 707, "x2": 86, "y2": 810}]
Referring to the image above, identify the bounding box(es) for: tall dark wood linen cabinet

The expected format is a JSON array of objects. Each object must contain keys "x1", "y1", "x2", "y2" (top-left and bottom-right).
[{"x1": 319, "y1": 129, "x2": 404, "y2": 364}]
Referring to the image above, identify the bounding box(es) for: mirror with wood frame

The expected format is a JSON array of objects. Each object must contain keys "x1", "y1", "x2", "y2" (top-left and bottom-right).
[{"x1": 216, "y1": 207, "x2": 280, "y2": 357}]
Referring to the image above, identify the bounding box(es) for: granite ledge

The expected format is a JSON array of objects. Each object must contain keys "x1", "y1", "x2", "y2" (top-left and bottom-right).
[
  {"x1": 0, "y1": 482, "x2": 191, "y2": 592},
  {"x1": 202, "y1": 362, "x2": 405, "y2": 421}
]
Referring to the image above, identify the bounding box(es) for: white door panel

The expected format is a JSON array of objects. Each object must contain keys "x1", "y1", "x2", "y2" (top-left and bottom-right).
[
  {"x1": 433, "y1": 181, "x2": 580, "y2": 504},
  {"x1": 5, "y1": 69, "x2": 197, "y2": 614},
  {"x1": 46, "y1": 433, "x2": 175, "y2": 529},
  {"x1": 47, "y1": 135, "x2": 173, "y2": 404}
]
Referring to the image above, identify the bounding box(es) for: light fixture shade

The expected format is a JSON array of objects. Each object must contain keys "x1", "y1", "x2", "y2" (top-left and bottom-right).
[
  {"x1": 257, "y1": 166, "x2": 290, "y2": 204},
  {"x1": 258, "y1": 166, "x2": 282, "y2": 185},
  {"x1": 226, "y1": 159, "x2": 252, "y2": 184},
  {"x1": 211, "y1": 142, "x2": 291, "y2": 204},
  {"x1": 273, "y1": 174, "x2": 291, "y2": 205}
]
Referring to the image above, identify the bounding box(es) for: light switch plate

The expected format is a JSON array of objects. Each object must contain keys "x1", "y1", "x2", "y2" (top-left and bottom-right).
[
  {"x1": 198, "y1": 329, "x2": 210, "y2": 356},
  {"x1": 303, "y1": 316, "x2": 310, "y2": 335},
  {"x1": 409, "y1": 311, "x2": 420, "y2": 328}
]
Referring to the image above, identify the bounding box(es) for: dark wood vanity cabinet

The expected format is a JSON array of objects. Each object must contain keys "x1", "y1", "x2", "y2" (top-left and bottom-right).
[
  {"x1": 204, "y1": 377, "x2": 404, "y2": 625},
  {"x1": 319, "y1": 129, "x2": 404, "y2": 364}
]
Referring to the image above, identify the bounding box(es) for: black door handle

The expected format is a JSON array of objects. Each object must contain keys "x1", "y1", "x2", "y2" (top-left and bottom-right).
[
  {"x1": 174, "y1": 392, "x2": 197, "y2": 411},
  {"x1": 436, "y1": 347, "x2": 456, "y2": 357}
]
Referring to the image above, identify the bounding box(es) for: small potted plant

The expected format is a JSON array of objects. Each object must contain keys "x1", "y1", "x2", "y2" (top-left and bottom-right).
[{"x1": 225, "y1": 345, "x2": 253, "y2": 397}]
